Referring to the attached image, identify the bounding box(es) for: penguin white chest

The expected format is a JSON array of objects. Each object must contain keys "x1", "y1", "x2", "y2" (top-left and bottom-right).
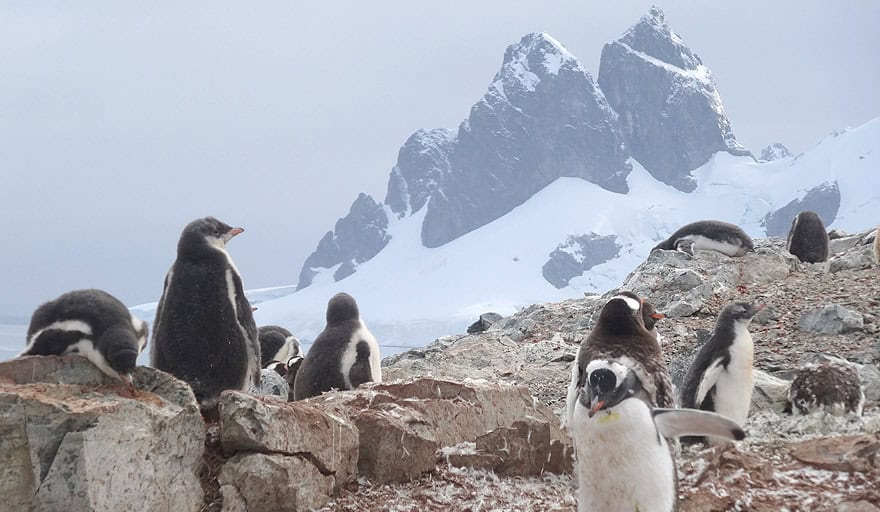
[
  {"x1": 571, "y1": 398, "x2": 675, "y2": 512},
  {"x1": 681, "y1": 234, "x2": 746, "y2": 257},
  {"x1": 713, "y1": 323, "x2": 754, "y2": 426}
]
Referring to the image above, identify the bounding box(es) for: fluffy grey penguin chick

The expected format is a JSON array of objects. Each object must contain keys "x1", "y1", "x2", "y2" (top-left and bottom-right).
[
  {"x1": 151, "y1": 216, "x2": 260, "y2": 410},
  {"x1": 20, "y1": 289, "x2": 148, "y2": 383},
  {"x1": 293, "y1": 292, "x2": 381, "y2": 400}
]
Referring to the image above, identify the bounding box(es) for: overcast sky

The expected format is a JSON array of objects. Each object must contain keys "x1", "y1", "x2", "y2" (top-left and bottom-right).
[{"x1": 2, "y1": 1, "x2": 878, "y2": 319}]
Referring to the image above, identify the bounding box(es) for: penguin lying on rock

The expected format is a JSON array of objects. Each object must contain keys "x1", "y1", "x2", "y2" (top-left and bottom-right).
[
  {"x1": 19, "y1": 289, "x2": 148, "y2": 383},
  {"x1": 653, "y1": 220, "x2": 754, "y2": 257}
]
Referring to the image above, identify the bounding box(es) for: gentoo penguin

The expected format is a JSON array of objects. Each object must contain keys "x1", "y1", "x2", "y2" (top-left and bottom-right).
[
  {"x1": 293, "y1": 293, "x2": 381, "y2": 400},
  {"x1": 652, "y1": 220, "x2": 754, "y2": 257},
  {"x1": 257, "y1": 325, "x2": 301, "y2": 368},
  {"x1": 150, "y1": 217, "x2": 260, "y2": 410},
  {"x1": 570, "y1": 359, "x2": 745, "y2": 512},
  {"x1": 787, "y1": 363, "x2": 864, "y2": 416},
  {"x1": 680, "y1": 302, "x2": 761, "y2": 440},
  {"x1": 786, "y1": 211, "x2": 829, "y2": 263},
  {"x1": 19, "y1": 289, "x2": 148, "y2": 383},
  {"x1": 618, "y1": 291, "x2": 665, "y2": 345},
  {"x1": 565, "y1": 293, "x2": 676, "y2": 432}
]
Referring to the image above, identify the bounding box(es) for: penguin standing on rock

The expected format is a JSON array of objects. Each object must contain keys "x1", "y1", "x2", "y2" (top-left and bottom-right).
[
  {"x1": 293, "y1": 293, "x2": 381, "y2": 400},
  {"x1": 786, "y1": 211, "x2": 829, "y2": 263},
  {"x1": 19, "y1": 289, "x2": 148, "y2": 383},
  {"x1": 617, "y1": 291, "x2": 666, "y2": 345},
  {"x1": 151, "y1": 217, "x2": 260, "y2": 410},
  {"x1": 681, "y1": 302, "x2": 762, "y2": 441},
  {"x1": 568, "y1": 334, "x2": 745, "y2": 512},
  {"x1": 652, "y1": 220, "x2": 754, "y2": 257}
]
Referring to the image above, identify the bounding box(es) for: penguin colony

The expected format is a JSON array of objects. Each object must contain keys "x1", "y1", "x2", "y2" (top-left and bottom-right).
[
  {"x1": 786, "y1": 210, "x2": 829, "y2": 263},
  {"x1": 11, "y1": 215, "x2": 874, "y2": 509}
]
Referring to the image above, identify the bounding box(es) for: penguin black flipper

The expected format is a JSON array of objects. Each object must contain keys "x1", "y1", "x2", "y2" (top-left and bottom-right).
[
  {"x1": 348, "y1": 340, "x2": 374, "y2": 388},
  {"x1": 681, "y1": 351, "x2": 728, "y2": 409},
  {"x1": 23, "y1": 330, "x2": 84, "y2": 356}
]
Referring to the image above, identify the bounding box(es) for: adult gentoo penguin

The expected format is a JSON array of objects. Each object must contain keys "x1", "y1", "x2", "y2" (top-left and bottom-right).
[
  {"x1": 787, "y1": 363, "x2": 865, "y2": 416},
  {"x1": 786, "y1": 210, "x2": 829, "y2": 263},
  {"x1": 293, "y1": 293, "x2": 381, "y2": 400},
  {"x1": 570, "y1": 359, "x2": 745, "y2": 512},
  {"x1": 258, "y1": 325, "x2": 301, "y2": 368},
  {"x1": 652, "y1": 220, "x2": 754, "y2": 257},
  {"x1": 680, "y1": 302, "x2": 761, "y2": 438},
  {"x1": 151, "y1": 217, "x2": 260, "y2": 410},
  {"x1": 19, "y1": 289, "x2": 148, "y2": 382},
  {"x1": 565, "y1": 293, "x2": 675, "y2": 431}
]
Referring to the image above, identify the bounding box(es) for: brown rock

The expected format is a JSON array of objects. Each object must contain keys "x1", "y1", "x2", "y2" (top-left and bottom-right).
[
  {"x1": 470, "y1": 417, "x2": 573, "y2": 476},
  {"x1": 218, "y1": 390, "x2": 358, "y2": 487},
  {"x1": 790, "y1": 434, "x2": 880, "y2": 472},
  {"x1": 354, "y1": 408, "x2": 440, "y2": 483},
  {"x1": 218, "y1": 452, "x2": 335, "y2": 512},
  {"x1": 0, "y1": 356, "x2": 205, "y2": 512}
]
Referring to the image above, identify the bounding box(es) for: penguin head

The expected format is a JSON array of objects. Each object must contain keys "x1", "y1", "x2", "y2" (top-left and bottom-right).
[
  {"x1": 718, "y1": 301, "x2": 763, "y2": 325},
  {"x1": 326, "y1": 292, "x2": 360, "y2": 325},
  {"x1": 618, "y1": 291, "x2": 665, "y2": 331},
  {"x1": 98, "y1": 326, "x2": 142, "y2": 382},
  {"x1": 178, "y1": 216, "x2": 244, "y2": 258},
  {"x1": 596, "y1": 293, "x2": 648, "y2": 335},
  {"x1": 578, "y1": 360, "x2": 641, "y2": 417}
]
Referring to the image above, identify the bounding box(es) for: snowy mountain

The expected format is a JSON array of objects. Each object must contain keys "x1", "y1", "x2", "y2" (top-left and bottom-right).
[{"x1": 131, "y1": 8, "x2": 880, "y2": 361}]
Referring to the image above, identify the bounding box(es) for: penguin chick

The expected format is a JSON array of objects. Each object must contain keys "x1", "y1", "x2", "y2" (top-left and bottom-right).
[
  {"x1": 257, "y1": 325, "x2": 301, "y2": 368},
  {"x1": 786, "y1": 211, "x2": 829, "y2": 263},
  {"x1": 787, "y1": 363, "x2": 864, "y2": 416},
  {"x1": 570, "y1": 360, "x2": 745, "y2": 512},
  {"x1": 151, "y1": 216, "x2": 260, "y2": 410},
  {"x1": 680, "y1": 302, "x2": 762, "y2": 441},
  {"x1": 20, "y1": 289, "x2": 148, "y2": 383},
  {"x1": 292, "y1": 293, "x2": 381, "y2": 400},
  {"x1": 653, "y1": 220, "x2": 754, "y2": 257}
]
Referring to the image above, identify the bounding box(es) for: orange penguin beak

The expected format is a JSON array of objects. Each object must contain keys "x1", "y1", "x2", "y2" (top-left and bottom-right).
[
  {"x1": 229, "y1": 227, "x2": 244, "y2": 237},
  {"x1": 650, "y1": 312, "x2": 666, "y2": 320}
]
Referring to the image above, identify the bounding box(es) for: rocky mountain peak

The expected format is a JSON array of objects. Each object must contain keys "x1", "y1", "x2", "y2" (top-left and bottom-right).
[
  {"x1": 599, "y1": 7, "x2": 750, "y2": 192},
  {"x1": 493, "y1": 32, "x2": 580, "y2": 93},
  {"x1": 620, "y1": 6, "x2": 701, "y2": 71},
  {"x1": 760, "y1": 143, "x2": 793, "y2": 162}
]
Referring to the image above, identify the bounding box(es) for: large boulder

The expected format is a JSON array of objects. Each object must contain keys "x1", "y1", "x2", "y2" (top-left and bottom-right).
[
  {"x1": 798, "y1": 305, "x2": 865, "y2": 335},
  {"x1": 309, "y1": 378, "x2": 569, "y2": 484},
  {"x1": 0, "y1": 356, "x2": 205, "y2": 512},
  {"x1": 218, "y1": 453, "x2": 335, "y2": 512}
]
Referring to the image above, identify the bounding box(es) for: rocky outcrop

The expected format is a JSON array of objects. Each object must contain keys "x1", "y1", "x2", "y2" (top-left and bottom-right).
[
  {"x1": 542, "y1": 233, "x2": 621, "y2": 288},
  {"x1": 760, "y1": 143, "x2": 792, "y2": 162},
  {"x1": 798, "y1": 305, "x2": 865, "y2": 335},
  {"x1": 598, "y1": 7, "x2": 749, "y2": 191},
  {"x1": 763, "y1": 181, "x2": 841, "y2": 237},
  {"x1": 467, "y1": 312, "x2": 503, "y2": 334},
  {"x1": 0, "y1": 356, "x2": 205, "y2": 512},
  {"x1": 296, "y1": 193, "x2": 390, "y2": 289},
  {"x1": 385, "y1": 129, "x2": 456, "y2": 217}
]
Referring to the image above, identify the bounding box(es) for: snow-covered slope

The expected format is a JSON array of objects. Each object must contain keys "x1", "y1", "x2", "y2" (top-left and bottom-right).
[{"x1": 242, "y1": 117, "x2": 879, "y2": 357}]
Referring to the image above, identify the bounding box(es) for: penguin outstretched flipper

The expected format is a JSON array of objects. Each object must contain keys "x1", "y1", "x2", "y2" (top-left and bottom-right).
[{"x1": 652, "y1": 408, "x2": 745, "y2": 440}]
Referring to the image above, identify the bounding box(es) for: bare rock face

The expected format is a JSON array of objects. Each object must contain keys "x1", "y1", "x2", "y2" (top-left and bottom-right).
[
  {"x1": 798, "y1": 305, "x2": 865, "y2": 335},
  {"x1": 621, "y1": 238, "x2": 796, "y2": 317},
  {"x1": 219, "y1": 391, "x2": 358, "y2": 485},
  {"x1": 469, "y1": 417, "x2": 573, "y2": 476},
  {"x1": 218, "y1": 453, "x2": 335, "y2": 512},
  {"x1": 750, "y1": 369, "x2": 792, "y2": 413},
  {"x1": 309, "y1": 378, "x2": 569, "y2": 484},
  {"x1": 0, "y1": 356, "x2": 205, "y2": 512}
]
